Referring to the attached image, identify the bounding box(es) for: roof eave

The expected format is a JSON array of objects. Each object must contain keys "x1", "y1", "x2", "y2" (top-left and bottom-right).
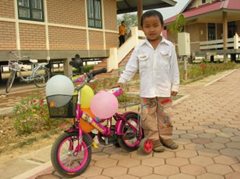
[{"x1": 117, "y1": 0, "x2": 177, "y2": 14}]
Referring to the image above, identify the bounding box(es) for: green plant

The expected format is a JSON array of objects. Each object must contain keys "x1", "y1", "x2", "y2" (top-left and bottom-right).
[
  {"x1": 179, "y1": 62, "x2": 239, "y2": 83},
  {"x1": 168, "y1": 13, "x2": 186, "y2": 33},
  {"x1": 13, "y1": 95, "x2": 65, "y2": 135},
  {"x1": 83, "y1": 65, "x2": 94, "y2": 73}
]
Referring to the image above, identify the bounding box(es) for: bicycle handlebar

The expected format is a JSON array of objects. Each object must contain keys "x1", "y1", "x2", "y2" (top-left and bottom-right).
[
  {"x1": 86, "y1": 68, "x2": 107, "y2": 81},
  {"x1": 74, "y1": 68, "x2": 107, "y2": 91}
]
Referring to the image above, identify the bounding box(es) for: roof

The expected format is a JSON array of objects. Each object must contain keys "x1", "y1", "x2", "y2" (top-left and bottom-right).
[
  {"x1": 117, "y1": 0, "x2": 177, "y2": 14},
  {"x1": 165, "y1": 0, "x2": 240, "y2": 25}
]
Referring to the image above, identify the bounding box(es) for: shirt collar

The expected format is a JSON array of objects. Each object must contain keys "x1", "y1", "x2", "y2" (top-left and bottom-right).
[{"x1": 141, "y1": 36, "x2": 170, "y2": 48}]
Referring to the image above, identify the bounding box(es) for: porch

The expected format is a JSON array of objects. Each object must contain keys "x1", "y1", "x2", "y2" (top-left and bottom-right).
[{"x1": 193, "y1": 33, "x2": 240, "y2": 62}]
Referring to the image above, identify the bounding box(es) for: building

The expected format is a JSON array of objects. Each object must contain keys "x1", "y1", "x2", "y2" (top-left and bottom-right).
[
  {"x1": 165, "y1": 0, "x2": 240, "y2": 61},
  {"x1": 0, "y1": 0, "x2": 118, "y2": 63},
  {"x1": 0, "y1": 0, "x2": 176, "y2": 80}
]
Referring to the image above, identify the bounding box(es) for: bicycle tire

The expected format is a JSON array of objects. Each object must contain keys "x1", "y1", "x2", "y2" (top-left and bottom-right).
[
  {"x1": 51, "y1": 132, "x2": 92, "y2": 178},
  {"x1": 117, "y1": 113, "x2": 144, "y2": 152},
  {"x1": 34, "y1": 66, "x2": 50, "y2": 88},
  {"x1": 5, "y1": 71, "x2": 16, "y2": 93}
]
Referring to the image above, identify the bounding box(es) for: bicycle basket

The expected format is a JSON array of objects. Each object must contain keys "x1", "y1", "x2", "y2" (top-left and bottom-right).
[{"x1": 47, "y1": 95, "x2": 77, "y2": 118}]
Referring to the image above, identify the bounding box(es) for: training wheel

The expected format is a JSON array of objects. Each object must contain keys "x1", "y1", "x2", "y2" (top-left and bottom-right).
[{"x1": 140, "y1": 138, "x2": 153, "y2": 154}]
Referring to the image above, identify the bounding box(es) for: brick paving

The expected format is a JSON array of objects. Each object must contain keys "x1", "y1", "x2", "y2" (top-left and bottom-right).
[{"x1": 25, "y1": 69, "x2": 240, "y2": 179}]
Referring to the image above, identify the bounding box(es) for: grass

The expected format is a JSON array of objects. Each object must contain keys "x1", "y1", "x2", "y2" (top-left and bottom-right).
[{"x1": 179, "y1": 61, "x2": 240, "y2": 84}]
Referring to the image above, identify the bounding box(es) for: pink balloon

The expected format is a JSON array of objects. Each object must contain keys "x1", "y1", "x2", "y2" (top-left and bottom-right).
[{"x1": 90, "y1": 91, "x2": 118, "y2": 119}]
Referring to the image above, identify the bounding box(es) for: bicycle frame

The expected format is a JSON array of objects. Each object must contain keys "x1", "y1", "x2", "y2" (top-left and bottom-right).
[
  {"x1": 70, "y1": 77, "x2": 141, "y2": 147},
  {"x1": 9, "y1": 61, "x2": 46, "y2": 82}
]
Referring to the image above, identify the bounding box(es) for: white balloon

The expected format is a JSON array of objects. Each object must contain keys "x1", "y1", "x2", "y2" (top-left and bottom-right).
[
  {"x1": 46, "y1": 75, "x2": 74, "y2": 96},
  {"x1": 46, "y1": 75, "x2": 74, "y2": 107}
]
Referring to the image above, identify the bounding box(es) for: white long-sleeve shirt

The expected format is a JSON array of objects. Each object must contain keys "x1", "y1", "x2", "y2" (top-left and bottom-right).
[{"x1": 118, "y1": 38, "x2": 180, "y2": 98}]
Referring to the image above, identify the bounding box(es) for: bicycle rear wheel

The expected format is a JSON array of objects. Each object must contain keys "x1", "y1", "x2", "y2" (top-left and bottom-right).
[
  {"x1": 6, "y1": 71, "x2": 16, "y2": 93},
  {"x1": 117, "y1": 113, "x2": 144, "y2": 152},
  {"x1": 34, "y1": 66, "x2": 50, "y2": 88}
]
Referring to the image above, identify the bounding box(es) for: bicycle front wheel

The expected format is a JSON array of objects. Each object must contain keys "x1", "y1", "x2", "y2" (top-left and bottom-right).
[
  {"x1": 34, "y1": 66, "x2": 50, "y2": 88},
  {"x1": 51, "y1": 132, "x2": 92, "y2": 178},
  {"x1": 6, "y1": 71, "x2": 16, "y2": 93}
]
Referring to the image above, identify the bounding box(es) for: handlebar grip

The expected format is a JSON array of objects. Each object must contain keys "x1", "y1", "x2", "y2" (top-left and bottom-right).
[{"x1": 89, "y1": 68, "x2": 107, "y2": 77}]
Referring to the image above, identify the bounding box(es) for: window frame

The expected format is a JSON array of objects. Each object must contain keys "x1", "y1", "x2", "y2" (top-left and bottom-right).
[
  {"x1": 87, "y1": 0, "x2": 102, "y2": 29},
  {"x1": 208, "y1": 23, "x2": 216, "y2": 41},
  {"x1": 18, "y1": 0, "x2": 44, "y2": 22}
]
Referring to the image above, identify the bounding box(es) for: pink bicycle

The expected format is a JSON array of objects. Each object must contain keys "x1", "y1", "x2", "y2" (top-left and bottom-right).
[{"x1": 46, "y1": 68, "x2": 143, "y2": 178}]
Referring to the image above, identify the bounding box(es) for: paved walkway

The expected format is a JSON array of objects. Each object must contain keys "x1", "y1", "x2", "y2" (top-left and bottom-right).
[{"x1": 2, "y1": 69, "x2": 240, "y2": 179}]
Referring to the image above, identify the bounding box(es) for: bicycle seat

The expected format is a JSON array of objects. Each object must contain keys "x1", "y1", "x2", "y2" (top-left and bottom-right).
[{"x1": 29, "y1": 59, "x2": 38, "y2": 63}]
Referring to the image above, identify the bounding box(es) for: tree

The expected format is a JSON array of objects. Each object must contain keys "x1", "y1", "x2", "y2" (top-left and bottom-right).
[
  {"x1": 168, "y1": 13, "x2": 186, "y2": 33},
  {"x1": 117, "y1": 13, "x2": 138, "y2": 33}
]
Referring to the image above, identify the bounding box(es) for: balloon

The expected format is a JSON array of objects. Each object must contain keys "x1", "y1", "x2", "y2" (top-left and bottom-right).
[
  {"x1": 90, "y1": 91, "x2": 118, "y2": 119},
  {"x1": 46, "y1": 75, "x2": 74, "y2": 107},
  {"x1": 80, "y1": 108, "x2": 95, "y2": 133},
  {"x1": 81, "y1": 85, "x2": 94, "y2": 108},
  {"x1": 73, "y1": 85, "x2": 94, "y2": 108}
]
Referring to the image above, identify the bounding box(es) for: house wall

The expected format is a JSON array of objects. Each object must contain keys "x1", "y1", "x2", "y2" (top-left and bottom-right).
[
  {"x1": 0, "y1": 21, "x2": 16, "y2": 50},
  {"x1": 89, "y1": 31, "x2": 104, "y2": 50},
  {"x1": 236, "y1": 20, "x2": 240, "y2": 35},
  {"x1": 0, "y1": 0, "x2": 15, "y2": 51},
  {"x1": 47, "y1": 0, "x2": 86, "y2": 26},
  {"x1": 106, "y1": 32, "x2": 119, "y2": 48},
  {"x1": 104, "y1": 0, "x2": 118, "y2": 48},
  {"x1": 0, "y1": 0, "x2": 14, "y2": 18},
  {"x1": 0, "y1": 0, "x2": 118, "y2": 61},
  {"x1": 19, "y1": 23, "x2": 46, "y2": 50},
  {"x1": 49, "y1": 27, "x2": 87, "y2": 50},
  {"x1": 185, "y1": 23, "x2": 201, "y2": 52},
  {"x1": 104, "y1": 0, "x2": 117, "y2": 31}
]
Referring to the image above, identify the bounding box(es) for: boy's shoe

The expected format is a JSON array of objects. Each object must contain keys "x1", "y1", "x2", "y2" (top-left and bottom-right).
[
  {"x1": 153, "y1": 142, "x2": 165, "y2": 153},
  {"x1": 160, "y1": 139, "x2": 178, "y2": 150}
]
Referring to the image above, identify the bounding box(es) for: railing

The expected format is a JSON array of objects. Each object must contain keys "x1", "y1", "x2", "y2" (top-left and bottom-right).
[
  {"x1": 107, "y1": 27, "x2": 145, "y2": 72},
  {"x1": 200, "y1": 34, "x2": 240, "y2": 50}
]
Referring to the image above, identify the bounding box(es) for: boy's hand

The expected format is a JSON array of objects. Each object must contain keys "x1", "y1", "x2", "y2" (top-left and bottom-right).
[{"x1": 171, "y1": 91, "x2": 178, "y2": 96}]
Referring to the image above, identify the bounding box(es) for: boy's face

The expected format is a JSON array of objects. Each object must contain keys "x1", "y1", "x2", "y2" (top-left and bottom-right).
[{"x1": 142, "y1": 15, "x2": 163, "y2": 41}]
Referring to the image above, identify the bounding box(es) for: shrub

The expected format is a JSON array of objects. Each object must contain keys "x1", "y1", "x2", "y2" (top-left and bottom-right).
[
  {"x1": 179, "y1": 61, "x2": 239, "y2": 83},
  {"x1": 13, "y1": 95, "x2": 65, "y2": 135},
  {"x1": 83, "y1": 65, "x2": 94, "y2": 73}
]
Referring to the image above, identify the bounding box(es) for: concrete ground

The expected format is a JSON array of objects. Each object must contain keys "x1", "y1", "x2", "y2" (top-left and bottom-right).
[{"x1": 1, "y1": 69, "x2": 240, "y2": 179}]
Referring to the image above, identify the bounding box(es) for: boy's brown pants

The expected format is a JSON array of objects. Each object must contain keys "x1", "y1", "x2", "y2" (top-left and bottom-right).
[{"x1": 141, "y1": 97, "x2": 173, "y2": 144}]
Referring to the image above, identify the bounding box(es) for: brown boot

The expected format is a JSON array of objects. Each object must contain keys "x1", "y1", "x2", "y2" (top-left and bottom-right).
[
  {"x1": 153, "y1": 141, "x2": 165, "y2": 153},
  {"x1": 160, "y1": 139, "x2": 178, "y2": 150}
]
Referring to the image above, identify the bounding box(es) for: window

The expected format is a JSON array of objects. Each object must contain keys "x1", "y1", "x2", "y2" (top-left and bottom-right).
[
  {"x1": 228, "y1": 21, "x2": 236, "y2": 38},
  {"x1": 87, "y1": 0, "x2": 102, "y2": 28},
  {"x1": 208, "y1": 23, "x2": 216, "y2": 40},
  {"x1": 18, "y1": 0, "x2": 44, "y2": 21},
  {"x1": 202, "y1": 0, "x2": 206, "y2": 4}
]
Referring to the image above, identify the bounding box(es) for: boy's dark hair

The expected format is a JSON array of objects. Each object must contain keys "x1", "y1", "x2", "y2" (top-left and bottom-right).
[{"x1": 141, "y1": 10, "x2": 164, "y2": 27}]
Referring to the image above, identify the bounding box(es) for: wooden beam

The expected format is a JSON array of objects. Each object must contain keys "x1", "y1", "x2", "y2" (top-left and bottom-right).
[
  {"x1": 137, "y1": 0, "x2": 143, "y2": 29},
  {"x1": 223, "y1": 11, "x2": 228, "y2": 50}
]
